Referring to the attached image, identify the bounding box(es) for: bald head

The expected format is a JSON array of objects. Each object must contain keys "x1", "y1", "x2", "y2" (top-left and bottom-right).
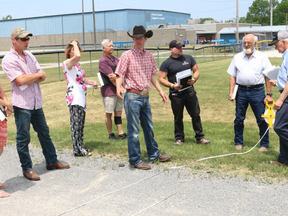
[
  {"x1": 243, "y1": 34, "x2": 257, "y2": 55},
  {"x1": 243, "y1": 34, "x2": 257, "y2": 43}
]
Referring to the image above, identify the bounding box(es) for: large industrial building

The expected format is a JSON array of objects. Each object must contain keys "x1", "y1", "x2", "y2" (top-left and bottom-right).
[
  {"x1": 0, "y1": 8, "x2": 278, "y2": 50},
  {"x1": 0, "y1": 9, "x2": 190, "y2": 50}
]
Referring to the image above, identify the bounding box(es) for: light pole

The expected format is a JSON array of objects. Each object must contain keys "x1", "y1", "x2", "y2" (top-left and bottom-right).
[
  {"x1": 82, "y1": 0, "x2": 85, "y2": 46},
  {"x1": 92, "y1": 0, "x2": 97, "y2": 48},
  {"x1": 270, "y1": 0, "x2": 273, "y2": 26},
  {"x1": 236, "y1": 0, "x2": 239, "y2": 43}
]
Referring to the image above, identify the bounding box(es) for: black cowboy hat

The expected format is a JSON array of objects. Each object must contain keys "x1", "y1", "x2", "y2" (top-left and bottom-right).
[{"x1": 127, "y1": 25, "x2": 153, "y2": 38}]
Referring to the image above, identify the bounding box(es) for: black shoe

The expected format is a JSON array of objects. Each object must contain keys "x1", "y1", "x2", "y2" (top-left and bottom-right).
[
  {"x1": 118, "y1": 133, "x2": 127, "y2": 139},
  {"x1": 109, "y1": 133, "x2": 116, "y2": 140}
]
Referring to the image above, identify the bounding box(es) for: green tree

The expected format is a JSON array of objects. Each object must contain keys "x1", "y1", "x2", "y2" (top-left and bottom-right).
[
  {"x1": 273, "y1": 0, "x2": 288, "y2": 25},
  {"x1": 245, "y1": 0, "x2": 278, "y2": 26},
  {"x1": 225, "y1": 18, "x2": 236, "y2": 23},
  {"x1": 199, "y1": 17, "x2": 214, "y2": 24},
  {"x1": 239, "y1": 17, "x2": 247, "y2": 23},
  {"x1": 2, "y1": 15, "x2": 12, "y2": 20},
  {"x1": 224, "y1": 17, "x2": 246, "y2": 23}
]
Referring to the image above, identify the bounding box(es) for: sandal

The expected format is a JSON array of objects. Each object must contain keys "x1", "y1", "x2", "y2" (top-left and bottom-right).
[
  {"x1": 0, "y1": 190, "x2": 10, "y2": 198},
  {"x1": 74, "y1": 152, "x2": 92, "y2": 157},
  {"x1": 0, "y1": 183, "x2": 8, "y2": 189}
]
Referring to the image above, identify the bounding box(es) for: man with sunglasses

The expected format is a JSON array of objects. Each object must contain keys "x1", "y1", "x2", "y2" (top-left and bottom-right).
[
  {"x1": 227, "y1": 34, "x2": 273, "y2": 151},
  {"x1": 268, "y1": 30, "x2": 288, "y2": 166},
  {"x1": 2, "y1": 27, "x2": 69, "y2": 181}
]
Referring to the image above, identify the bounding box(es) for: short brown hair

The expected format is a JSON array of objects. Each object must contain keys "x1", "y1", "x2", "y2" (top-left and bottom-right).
[{"x1": 65, "y1": 40, "x2": 83, "y2": 59}]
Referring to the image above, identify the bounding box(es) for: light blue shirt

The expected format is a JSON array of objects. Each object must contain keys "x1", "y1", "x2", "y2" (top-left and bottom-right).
[
  {"x1": 227, "y1": 50, "x2": 272, "y2": 86},
  {"x1": 277, "y1": 49, "x2": 288, "y2": 90}
]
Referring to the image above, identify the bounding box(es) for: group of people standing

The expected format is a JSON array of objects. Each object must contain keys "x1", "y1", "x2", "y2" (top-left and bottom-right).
[{"x1": 1, "y1": 25, "x2": 288, "y2": 198}]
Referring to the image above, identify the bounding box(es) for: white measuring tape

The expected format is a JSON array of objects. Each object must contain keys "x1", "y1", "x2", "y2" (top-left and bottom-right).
[{"x1": 195, "y1": 101, "x2": 275, "y2": 162}]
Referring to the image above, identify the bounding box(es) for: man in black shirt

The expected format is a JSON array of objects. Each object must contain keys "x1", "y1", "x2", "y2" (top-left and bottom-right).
[{"x1": 159, "y1": 40, "x2": 210, "y2": 146}]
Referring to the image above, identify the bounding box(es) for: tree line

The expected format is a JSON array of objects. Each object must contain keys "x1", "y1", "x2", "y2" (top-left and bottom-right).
[{"x1": 195, "y1": 0, "x2": 288, "y2": 26}]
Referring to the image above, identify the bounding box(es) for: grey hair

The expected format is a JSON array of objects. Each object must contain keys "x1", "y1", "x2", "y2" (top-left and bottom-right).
[
  {"x1": 243, "y1": 34, "x2": 258, "y2": 43},
  {"x1": 101, "y1": 39, "x2": 113, "y2": 50}
]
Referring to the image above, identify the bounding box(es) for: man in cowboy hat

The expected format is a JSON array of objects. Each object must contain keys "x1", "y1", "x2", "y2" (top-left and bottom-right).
[{"x1": 115, "y1": 25, "x2": 170, "y2": 170}]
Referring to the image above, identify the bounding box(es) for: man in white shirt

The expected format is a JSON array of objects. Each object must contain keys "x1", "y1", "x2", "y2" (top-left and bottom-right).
[{"x1": 227, "y1": 34, "x2": 273, "y2": 151}]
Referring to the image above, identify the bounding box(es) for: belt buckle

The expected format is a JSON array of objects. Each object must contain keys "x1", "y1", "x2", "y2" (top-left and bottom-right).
[
  {"x1": 141, "y1": 89, "x2": 149, "y2": 97},
  {"x1": 246, "y1": 85, "x2": 251, "y2": 89}
]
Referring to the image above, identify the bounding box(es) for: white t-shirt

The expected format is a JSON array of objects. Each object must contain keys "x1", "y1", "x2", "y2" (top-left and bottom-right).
[{"x1": 63, "y1": 60, "x2": 87, "y2": 110}]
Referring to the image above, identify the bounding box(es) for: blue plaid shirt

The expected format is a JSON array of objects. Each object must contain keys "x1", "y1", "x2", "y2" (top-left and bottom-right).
[{"x1": 278, "y1": 49, "x2": 288, "y2": 90}]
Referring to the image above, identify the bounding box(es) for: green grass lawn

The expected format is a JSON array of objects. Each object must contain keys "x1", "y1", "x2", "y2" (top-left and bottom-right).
[{"x1": 2, "y1": 53, "x2": 288, "y2": 182}]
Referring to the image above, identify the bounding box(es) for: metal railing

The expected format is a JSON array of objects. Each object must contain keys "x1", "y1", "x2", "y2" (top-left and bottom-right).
[{"x1": 1, "y1": 43, "x2": 267, "y2": 82}]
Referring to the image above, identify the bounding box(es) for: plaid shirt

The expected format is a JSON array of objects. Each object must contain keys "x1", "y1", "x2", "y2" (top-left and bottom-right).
[
  {"x1": 115, "y1": 46, "x2": 158, "y2": 90},
  {"x1": 2, "y1": 48, "x2": 43, "y2": 110}
]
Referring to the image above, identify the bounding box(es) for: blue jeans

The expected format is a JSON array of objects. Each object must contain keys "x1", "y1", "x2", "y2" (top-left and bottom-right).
[
  {"x1": 14, "y1": 107, "x2": 58, "y2": 172},
  {"x1": 234, "y1": 86, "x2": 269, "y2": 147},
  {"x1": 124, "y1": 92, "x2": 160, "y2": 166},
  {"x1": 274, "y1": 97, "x2": 288, "y2": 164}
]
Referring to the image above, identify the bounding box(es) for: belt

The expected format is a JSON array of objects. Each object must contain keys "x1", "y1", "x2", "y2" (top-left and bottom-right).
[
  {"x1": 127, "y1": 89, "x2": 141, "y2": 94},
  {"x1": 237, "y1": 84, "x2": 264, "y2": 89},
  {"x1": 127, "y1": 89, "x2": 149, "y2": 97},
  {"x1": 280, "y1": 90, "x2": 283, "y2": 93}
]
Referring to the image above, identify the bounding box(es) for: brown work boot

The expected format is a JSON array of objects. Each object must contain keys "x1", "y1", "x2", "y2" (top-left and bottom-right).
[
  {"x1": 135, "y1": 162, "x2": 151, "y2": 170},
  {"x1": 158, "y1": 155, "x2": 171, "y2": 162},
  {"x1": 258, "y1": 147, "x2": 268, "y2": 152},
  {"x1": 46, "y1": 161, "x2": 70, "y2": 170},
  {"x1": 197, "y1": 138, "x2": 211, "y2": 145},
  {"x1": 269, "y1": 161, "x2": 284, "y2": 166},
  {"x1": 235, "y1": 145, "x2": 243, "y2": 150},
  {"x1": 23, "y1": 170, "x2": 40, "y2": 181}
]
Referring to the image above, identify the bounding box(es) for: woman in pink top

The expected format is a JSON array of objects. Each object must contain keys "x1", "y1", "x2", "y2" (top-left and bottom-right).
[
  {"x1": 0, "y1": 83, "x2": 13, "y2": 198},
  {"x1": 63, "y1": 40, "x2": 97, "y2": 156}
]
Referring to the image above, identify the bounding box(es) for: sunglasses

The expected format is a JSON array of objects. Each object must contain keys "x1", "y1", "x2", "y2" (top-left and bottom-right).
[{"x1": 16, "y1": 37, "x2": 30, "y2": 42}]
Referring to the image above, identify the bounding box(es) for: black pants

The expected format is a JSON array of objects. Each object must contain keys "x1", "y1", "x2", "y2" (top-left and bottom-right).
[
  {"x1": 69, "y1": 105, "x2": 87, "y2": 155},
  {"x1": 169, "y1": 88, "x2": 204, "y2": 142}
]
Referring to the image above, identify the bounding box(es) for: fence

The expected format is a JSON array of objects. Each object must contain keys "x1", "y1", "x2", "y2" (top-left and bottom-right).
[{"x1": 0, "y1": 43, "x2": 269, "y2": 83}]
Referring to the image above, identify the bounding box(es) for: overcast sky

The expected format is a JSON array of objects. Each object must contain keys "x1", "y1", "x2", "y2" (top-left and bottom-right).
[{"x1": 0, "y1": 0, "x2": 257, "y2": 22}]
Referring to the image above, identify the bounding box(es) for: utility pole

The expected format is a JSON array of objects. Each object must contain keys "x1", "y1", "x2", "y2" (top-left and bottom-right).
[
  {"x1": 92, "y1": 0, "x2": 97, "y2": 48},
  {"x1": 82, "y1": 0, "x2": 85, "y2": 47},
  {"x1": 286, "y1": 13, "x2": 288, "y2": 31},
  {"x1": 236, "y1": 0, "x2": 239, "y2": 43},
  {"x1": 270, "y1": 0, "x2": 273, "y2": 26}
]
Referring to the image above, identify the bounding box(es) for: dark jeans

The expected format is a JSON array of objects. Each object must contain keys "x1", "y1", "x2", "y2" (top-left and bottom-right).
[
  {"x1": 274, "y1": 97, "x2": 288, "y2": 164},
  {"x1": 169, "y1": 88, "x2": 204, "y2": 142},
  {"x1": 234, "y1": 86, "x2": 269, "y2": 147},
  {"x1": 14, "y1": 107, "x2": 58, "y2": 172}
]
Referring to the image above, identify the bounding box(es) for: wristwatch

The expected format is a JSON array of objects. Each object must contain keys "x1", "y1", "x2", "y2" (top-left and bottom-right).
[{"x1": 266, "y1": 93, "x2": 273, "y2": 96}]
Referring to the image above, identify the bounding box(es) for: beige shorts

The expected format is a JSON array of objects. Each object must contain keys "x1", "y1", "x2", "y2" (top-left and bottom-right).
[{"x1": 102, "y1": 95, "x2": 124, "y2": 113}]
